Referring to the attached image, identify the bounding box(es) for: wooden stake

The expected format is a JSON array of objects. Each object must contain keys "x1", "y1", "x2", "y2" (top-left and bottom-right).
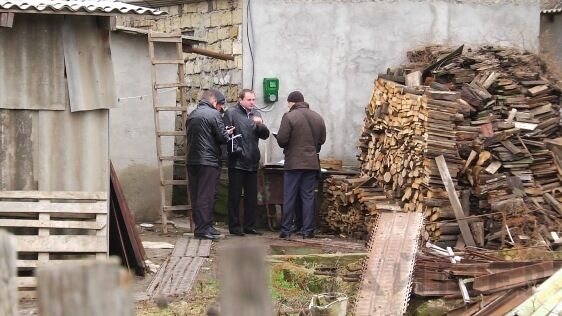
[
  {"x1": 0, "y1": 231, "x2": 17, "y2": 316},
  {"x1": 435, "y1": 155, "x2": 476, "y2": 247}
]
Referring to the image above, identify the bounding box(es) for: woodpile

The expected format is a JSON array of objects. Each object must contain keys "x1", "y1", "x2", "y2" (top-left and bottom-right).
[
  {"x1": 356, "y1": 45, "x2": 562, "y2": 249},
  {"x1": 320, "y1": 175, "x2": 399, "y2": 239}
]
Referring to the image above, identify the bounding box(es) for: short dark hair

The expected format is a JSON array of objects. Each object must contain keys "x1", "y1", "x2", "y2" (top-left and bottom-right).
[
  {"x1": 201, "y1": 90, "x2": 217, "y2": 103},
  {"x1": 238, "y1": 89, "x2": 255, "y2": 100}
]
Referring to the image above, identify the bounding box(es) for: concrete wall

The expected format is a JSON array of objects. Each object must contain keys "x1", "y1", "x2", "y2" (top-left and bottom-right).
[
  {"x1": 244, "y1": 0, "x2": 540, "y2": 165},
  {"x1": 117, "y1": 0, "x2": 243, "y2": 105},
  {"x1": 110, "y1": 32, "x2": 177, "y2": 221},
  {"x1": 540, "y1": 12, "x2": 562, "y2": 79}
]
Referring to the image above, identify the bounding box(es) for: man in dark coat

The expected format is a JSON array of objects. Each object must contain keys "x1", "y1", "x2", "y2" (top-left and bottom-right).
[
  {"x1": 276, "y1": 91, "x2": 326, "y2": 239},
  {"x1": 223, "y1": 89, "x2": 270, "y2": 236},
  {"x1": 186, "y1": 90, "x2": 234, "y2": 240}
]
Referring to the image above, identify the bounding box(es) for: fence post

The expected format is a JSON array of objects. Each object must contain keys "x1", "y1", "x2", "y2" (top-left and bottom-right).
[
  {"x1": 219, "y1": 241, "x2": 273, "y2": 316},
  {"x1": 0, "y1": 230, "x2": 18, "y2": 316},
  {"x1": 37, "y1": 259, "x2": 133, "y2": 316}
]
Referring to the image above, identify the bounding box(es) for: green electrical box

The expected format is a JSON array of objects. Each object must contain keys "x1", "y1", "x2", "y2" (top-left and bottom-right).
[{"x1": 263, "y1": 78, "x2": 279, "y2": 103}]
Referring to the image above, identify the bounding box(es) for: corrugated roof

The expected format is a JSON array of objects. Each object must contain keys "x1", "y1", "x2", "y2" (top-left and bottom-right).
[
  {"x1": 542, "y1": 8, "x2": 562, "y2": 14},
  {"x1": 0, "y1": 0, "x2": 165, "y2": 16}
]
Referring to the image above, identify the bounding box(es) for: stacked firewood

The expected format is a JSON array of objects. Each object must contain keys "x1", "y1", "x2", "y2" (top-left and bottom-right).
[
  {"x1": 357, "y1": 45, "x2": 562, "y2": 249},
  {"x1": 320, "y1": 175, "x2": 399, "y2": 239}
]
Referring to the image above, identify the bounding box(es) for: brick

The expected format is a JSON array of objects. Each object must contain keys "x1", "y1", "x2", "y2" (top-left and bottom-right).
[
  {"x1": 227, "y1": 85, "x2": 238, "y2": 102},
  {"x1": 204, "y1": 15, "x2": 211, "y2": 27},
  {"x1": 170, "y1": 16, "x2": 181, "y2": 31},
  {"x1": 167, "y1": 5, "x2": 179, "y2": 15},
  {"x1": 232, "y1": 8, "x2": 242, "y2": 24},
  {"x1": 229, "y1": 26, "x2": 240, "y2": 38},
  {"x1": 201, "y1": 61, "x2": 212, "y2": 73},
  {"x1": 210, "y1": 11, "x2": 222, "y2": 27},
  {"x1": 207, "y1": 28, "x2": 218, "y2": 43},
  {"x1": 232, "y1": 40, "x2": 242, "y2": 55},
  {"x1": 180, "y1": 14, "x2": 191, "y2": 28},
  {"x1": 219, "y1": 60, "x2": 228, "y2": 69},
  {"x1": 197, "y1": 1, "x2": 209, "y2": 13},
  {"x1": 189, "y1": 14, "x2": 200, "y2": 28},
  {"x1": 215, "y1": 0, "x2": 233, "y2": 10},
  {"x1": 227, "y1": 59, "x2": 236, "y2": 69},
  {"x1": 235, "y1": 55, "x2": 242, "y2": 69},
  {"x1": 221, "y1": 39, "x2": 233, "y2": 54},
  {"x1": 220, "y1": 11, "x2": 232, "y2": 26},
  {"x1": 183, "y1": 3, "x2": 198, "y2": 13},
  {"x1": 193, "y1": 61, "x2": 201, "y2": 74},
  {"x1": 186, "y1": 62, "x2": 195, "y2": 75},
  {"x1": 230, "y1": 69, "x2": 242, "y2": 85},
  {"x1": 218, "y1": 27, "x2": 229, "y2": 40}
]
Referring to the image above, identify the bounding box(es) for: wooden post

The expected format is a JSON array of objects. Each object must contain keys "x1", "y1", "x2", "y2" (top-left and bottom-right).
[
  {"x1": 219, "y1": 242, "x2": 273, "y2": 316},
  {"x1": 37, "y1": 259, "x2": 133, "y2": 316},
  {"x1": 0, "y1": 230, "x2": 17, "y2": 316}
]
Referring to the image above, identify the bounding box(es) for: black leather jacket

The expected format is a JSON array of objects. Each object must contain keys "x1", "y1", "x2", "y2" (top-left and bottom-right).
[
  {"x1": 186, "y1": 101, "x2": 230, "y2": 167},
  {"x1": 223, "y1": 103, "x2": 269, "y2": 171}
]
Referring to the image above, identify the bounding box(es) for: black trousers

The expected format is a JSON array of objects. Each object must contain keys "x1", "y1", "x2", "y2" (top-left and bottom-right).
[
  {"x1": 281, "y1": 170, "x2": 317, "y2": 235},
  {"x1": 227, "y1": 168, "x2": 258, "y2": 232},
  {"x1": 187, "y1": 165, "x2": 220, "y2": 235}
]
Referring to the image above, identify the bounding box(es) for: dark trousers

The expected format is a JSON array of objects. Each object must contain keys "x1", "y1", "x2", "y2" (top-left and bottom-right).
[
  {"x1": 281, "y1": 170, "x2": 317, "y2": 235},
  {"x1": 227, "y1": 168, "x2": 258, "y2": 232},
  {"x1": 187, "y1": 165, "x2": 220, "y2": 235}
]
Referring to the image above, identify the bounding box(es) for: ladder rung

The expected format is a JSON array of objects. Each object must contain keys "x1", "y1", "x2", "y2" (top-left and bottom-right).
[
  {"x1": 163, "y1": 205, "x2": 191, "y2": 211},
  {"x1": 156, "y1": 106, "x2": 188, "y2": 111},
  {"x1": 155, "y1": 82, "x2": 188, "y2": 89},
  {"x1": 152, "y1": 59, "x2": 185, "y2": 65},
  {"x1": 149, "y1": 37, "x2": 182, "y2": 43},
  {"x1": 162, "y1": 180, "x2": 188, "y2": 186},
  {"x1": 157, "y1": 131, "x2": 184, "y2": 136},
  {"x1": 159, "y1": 156, "x2": 186, "y2": 161}
]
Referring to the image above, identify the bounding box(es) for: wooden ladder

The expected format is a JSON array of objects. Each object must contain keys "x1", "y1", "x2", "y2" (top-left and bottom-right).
[{"x1": 148, "y1": 31, "x2": 192, "y2": 234}]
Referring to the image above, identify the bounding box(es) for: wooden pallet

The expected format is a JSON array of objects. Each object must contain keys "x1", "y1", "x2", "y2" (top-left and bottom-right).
[{"x1": 0, "y1": 191, "x2": 108, "y2": 294}]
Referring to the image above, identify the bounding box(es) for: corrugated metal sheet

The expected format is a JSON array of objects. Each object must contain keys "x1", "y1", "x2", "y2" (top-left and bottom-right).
[
  {"x1": 542, "y1": 8, "x2": 562, "y2": 14},
  {"x1": 64, "y1": 16, "x2": 116, "y2": 112},
  {"x1": 0, "y1": 107, "x2": 109, "y2": 192},
  {"x1": 0, "y1": 0, "x2": 165, "y2": 16},
  {"x1": 0, "y1": 14, "x2": 66, "y2": 110}
]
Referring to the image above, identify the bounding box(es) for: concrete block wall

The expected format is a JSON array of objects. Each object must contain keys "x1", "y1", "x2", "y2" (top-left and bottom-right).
[{"x1": 117, "y1": 0, "x2": 243, "y2": 105}]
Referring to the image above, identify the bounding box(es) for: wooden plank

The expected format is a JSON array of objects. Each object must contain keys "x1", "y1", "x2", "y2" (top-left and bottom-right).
[
  {"x1": 0, "y1": 201, "x2": 107, "y2": 214},
  {"x1": 0, "y1": 219, "x2": 103, "y2": 230},
  {"x1": 17, "y1": 259, "x2": 94, "y2": 268},
  {"x1": 0, "y1": 191, "x2": 107, "y2": 200},
  {"x1": 17, "y1": 277, "x2": 37, "y2": 289},
  {"x1": 14, "y1": 236, "x2": 107, "y2": 253},
  {"x1": 0, "y1": 231, "x2": 17, "y2": 316},
  {"x1": 473, "y1": 261, "x2": 558, "y2": 292},
  {"x1": 435, "y1": 155, "x2": 476, "y2": 247}
]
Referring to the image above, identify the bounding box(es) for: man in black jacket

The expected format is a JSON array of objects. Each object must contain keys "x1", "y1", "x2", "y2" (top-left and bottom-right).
[
  {"x1": 223, "y1": 89, "x2": 270, "y2": 236},
  {"x1": 186, "y1": 90, "x2": 234, "y2": 240}
]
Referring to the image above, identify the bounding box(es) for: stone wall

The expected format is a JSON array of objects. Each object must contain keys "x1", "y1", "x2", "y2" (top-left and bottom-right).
[{"x1": 117, "y1": 0, "x2": 243, "y2": 105}]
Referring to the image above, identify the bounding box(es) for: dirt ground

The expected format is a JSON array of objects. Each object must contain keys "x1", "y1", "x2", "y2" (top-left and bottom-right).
[{"x1": 134, "y1": 218, "x2": 367, "y2": 316}]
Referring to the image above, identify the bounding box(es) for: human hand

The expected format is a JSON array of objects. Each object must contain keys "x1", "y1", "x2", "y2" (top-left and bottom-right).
[
  {"x1": 226, "y1": 126, "x2": 235, "y2": 135},
  {"x1": 253, "y1": 116, "x2": 263, "y2": 125}
]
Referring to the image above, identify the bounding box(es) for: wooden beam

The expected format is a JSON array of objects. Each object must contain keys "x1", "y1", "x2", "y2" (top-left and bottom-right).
[
  {"x1": 435, "y1": 155, "x2": 476, "y2": 247},
  {"x1": 0, "y1": 191, "x2": 107, "y2": 200},
  {"x1": 183, "y1": 44, "x2": 234, "y2": 60}
]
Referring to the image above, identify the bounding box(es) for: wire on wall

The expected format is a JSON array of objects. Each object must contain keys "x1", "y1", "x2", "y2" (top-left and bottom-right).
[{"x1": 117, "y1": 88, "x2": 176, "y2": 102}]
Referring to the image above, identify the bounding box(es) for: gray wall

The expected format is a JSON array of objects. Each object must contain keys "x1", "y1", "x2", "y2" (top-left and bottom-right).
[
  {"x1": 243, "y1": 0, "x2": 540, "y2": 165},
  {"x1": 110, "y1": 32, "x2": 177, "y2": 221},
  {"x1": 540, "y1": 12, "x2": 562, "y2": 79}
]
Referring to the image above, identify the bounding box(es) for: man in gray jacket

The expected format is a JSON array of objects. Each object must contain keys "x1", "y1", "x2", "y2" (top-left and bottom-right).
[
  {"x1": 223, "y1": 89, "x2": 270, "y2": 236},
  {"x1": 186, "y1": 90, "x2": 234, "y2": 240}
]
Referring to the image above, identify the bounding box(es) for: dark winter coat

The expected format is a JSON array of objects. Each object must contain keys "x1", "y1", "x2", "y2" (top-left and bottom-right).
[
  {"x1": 186, "y1": 101, "x2": 230, "y2": 167},
  {"x1": 223, "y1": 103, "x2": 270, "y2": 171},
  {"x1": 276, "y1": 102, "x2": 326, "y2": 170}
]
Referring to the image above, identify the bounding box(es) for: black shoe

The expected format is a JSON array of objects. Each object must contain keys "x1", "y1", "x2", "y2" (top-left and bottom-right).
[
  {"x1": 229, "y1": 229, "x2": 245, "y2": 236},
  {"x1": 279, "y1": 232, "x2": 290, "y2": 239},
  {"x1": 244, "y1": 229, "x2": 263, "y2": 235},
  {"x1": 194, "y1": 233, "x2": 219, "y2": 241},
  {"x1": 303, "y1": 233, "x2": 315, "y2": 239},
  {"x1": 209, "y1": 226, "x2": 221, "y2": 235}
]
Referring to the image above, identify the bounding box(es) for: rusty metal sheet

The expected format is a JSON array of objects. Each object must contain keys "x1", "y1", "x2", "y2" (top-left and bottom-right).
[
  {"x1": 0, "y1": 14, "x2": 65, "y2": 110},
  {"x1": 473, "y1": 261, "x2": 561, "y2": 293},
  {"x1": 354, "y1": 211, "x2": 423, "y2": 316},
  {"x1": 63, "y1": 16, "x2": 116, "y2": 112},
  {"x1": 171, "y1": 238, "x2": 211, "y2": 257}
]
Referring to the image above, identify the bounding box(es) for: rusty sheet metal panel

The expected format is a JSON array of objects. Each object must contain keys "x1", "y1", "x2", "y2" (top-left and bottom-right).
[
  {"x1": 0, "y1": 14, "x2": 65, "y2": 110},
  {"x1": 0, "y1": 110, "x2": 36, "y2": 190},
  {"x1": 63, "y1": 16, "x2": 117, "y2": 112},
  {"x1": 0, "y1": 0, "x2": 165, "y2": 16},
  {"x1": 354, "y1": 211, "x2": 423, "y2": 316}
]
